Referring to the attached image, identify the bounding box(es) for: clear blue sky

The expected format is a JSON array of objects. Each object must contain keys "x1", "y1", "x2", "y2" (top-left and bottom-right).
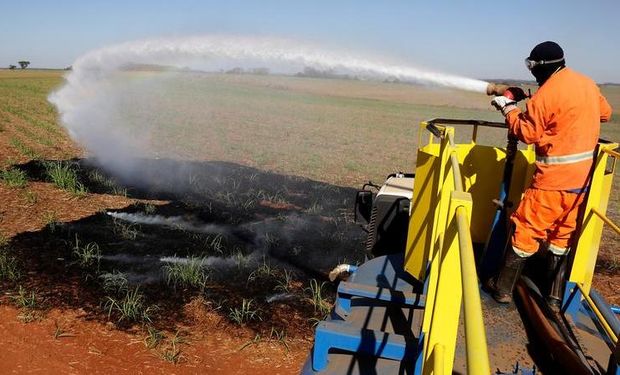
[{"x1": 1, "y1": 0, "x2": 618, "y2": 82}]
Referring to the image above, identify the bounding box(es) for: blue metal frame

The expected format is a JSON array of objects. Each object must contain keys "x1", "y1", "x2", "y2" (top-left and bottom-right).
[
  {"x1": 413, "y1": 332, "x2": 425, "y2": 374},
  {"x1": 306, "y1": 253, "x2": 426, "y2": 373},
  {"x1": 413, "y1": 264, "x2": 432, "y2": 375},
  {"x1": 312, "y1": 321, "x2": 418, "y2": 371}
]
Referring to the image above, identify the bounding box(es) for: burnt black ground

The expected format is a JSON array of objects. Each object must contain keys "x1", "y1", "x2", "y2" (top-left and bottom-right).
[{"x1": 4, "y1": 158, "x2": 368, "y2": 333}]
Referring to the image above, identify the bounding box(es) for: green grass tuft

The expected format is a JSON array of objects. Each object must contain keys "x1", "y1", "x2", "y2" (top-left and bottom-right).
[
  {"x1": 228, "y1": 298, "x2": 261, "y2": 325},
  {"x1": 71, "y1": 234, "x2": 101, "y2": 268},
  {"x1": 306, "y1": 279, "x2": 331, "y2": 317},
  {"x1": 44, "y1": 161, "x2": 87, "y2": 196},
  {"x1": 0, "y1": 168, "x2": 28, "y2": 188},
  {"x1": 247, "y1": 258, "x2": 278, "y2": 284},
  {"x1": 163, "y1": 257, "x2": 209, "y2": 290},
  {"x1": 12, "y1": 285, "x2": 39, "y2": 309},
  {"x1": 167, "y1": 331, "x2": 187, "y2": 360},
  {"x1": 104, "y1": 287, "x2": 158, "y2": 324},
  {"x1": 88, "y1": 169, "x2": 128, "y2": 196},
  {"x1": 99, "y1": 270, "x2": 129, "y2": 295},
  {"x1": 144, "y1": 326, "x2": 165, "y2": 349},
  {"x1": 269, "y1": 327, "x2": 290, "y2": 352},
  {"x1": 0, "y1": 248, "x2": 21, "y2": 282},
  {"x1": 111, "y1": 218, "x2": 140, "y2": 240},
  {"x1": 274, "y1": 269, "x2": 294, "y2": 293},
  {"x1": 42, "y1": 211, "x2": 60, "y2": 232}
]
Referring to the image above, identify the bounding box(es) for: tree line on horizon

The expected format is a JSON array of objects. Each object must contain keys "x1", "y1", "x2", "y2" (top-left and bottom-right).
[{"x1": 8, "y1": 61, "x2": 30, "y2": 70}]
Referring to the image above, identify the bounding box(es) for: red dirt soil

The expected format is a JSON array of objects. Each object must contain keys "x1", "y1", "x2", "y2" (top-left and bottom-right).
[
  {"x1": 0, "y1": 154, "x2": 313, "y2": 373},
  {"x1": 0, "y1": 305, "x2": 309, "y2": 374}
]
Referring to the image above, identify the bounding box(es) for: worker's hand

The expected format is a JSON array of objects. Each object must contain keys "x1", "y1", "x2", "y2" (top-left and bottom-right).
[
  {"x1": 491, "y1": 96, "x2": 518, "y2": 117},
  {"x1": 505, "y1": 87, "x2": 528, "y2": 102}
]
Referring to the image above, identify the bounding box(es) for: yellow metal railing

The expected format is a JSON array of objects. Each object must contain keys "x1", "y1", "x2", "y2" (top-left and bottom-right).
[
  {"x1": 583, "y1": 179, "x2": 620, "y2": 348},
  {"x1": 569, "y1": 142, "x2": 618, "y2": 295},
  {"x1": 603, "y1": 148, "x2": 620, "y2": 159},
  {"x1": 448, "y1": 133, "x2": 491, "y2": 375},
  {"x1": 414, "y1": 124, "x2": 619, "y2": 373},
  {"x1": 568, "y1": 145, "x2": 620, "y2": 358},
  {"x1": 422, "y1": 127, "x2": 490, "y2": 374},
  {"x1": 432, "y1": 344, "x2": 445, "y2": 375},
  {"x1": 591, "y1": 207, "x2": 620, "y2": 235},
  {"x1": 455, "y1": 206, "x2": 491, "y2": 373}
]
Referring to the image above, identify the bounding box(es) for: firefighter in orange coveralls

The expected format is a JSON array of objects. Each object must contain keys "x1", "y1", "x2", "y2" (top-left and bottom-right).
[{"x1": 488, "y1": 41, "x2": 613, "y2": 305}]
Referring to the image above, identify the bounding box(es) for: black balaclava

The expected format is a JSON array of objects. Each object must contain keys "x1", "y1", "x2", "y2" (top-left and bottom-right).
[{"x1": 528, "y1": 41, "x2": 566, "y2": 86}]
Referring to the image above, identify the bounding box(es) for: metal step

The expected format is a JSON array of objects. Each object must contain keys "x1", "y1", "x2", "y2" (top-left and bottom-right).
[
  {"x1": 335, "y1": 281, "x2": 426, "y2": 317},
  {"x1": 312, "y1": 321, "x2": 418, "y2": 372},
  {"x1": 303, "y1": 253, "x2": 424, "y2": 374}
]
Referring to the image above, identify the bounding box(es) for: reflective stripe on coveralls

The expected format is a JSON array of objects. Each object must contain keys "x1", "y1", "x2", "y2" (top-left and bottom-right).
[
  {"x1": 512, "y1": 246, "x2": 535, "y2": 258},
  {"x1": 536, "y1": 150, "x2": 595, "y2": 165},
  {"x1": 547, "y1": 242, "x2": 569, "y2": 255},
  {"x1": 513, "y1": 243, "x2": 569, "y2": 257}
]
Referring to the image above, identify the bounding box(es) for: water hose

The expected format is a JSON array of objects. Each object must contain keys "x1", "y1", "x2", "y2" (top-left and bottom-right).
[{"x1": 328, "y1": 264, "x2": 358, "y2": 282}]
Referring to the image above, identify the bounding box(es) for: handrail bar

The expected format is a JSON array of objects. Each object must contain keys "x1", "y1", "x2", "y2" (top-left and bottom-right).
[
  {"x1": 446, "y1": 130, "x2": 491, "y2": 374},
  {"x1": 427, "y1": 118, "x2": 508, "y2": 129},
  {"x1": 602, "y1": 148, "x2": 620, "y2": 159},
  {"x1": 447, "y1": 133, "x2": 464, "y2": 192},
  {"x1": 433, "y1": 344, "x2": 445, "y2": 375},
  {"x1": 591, "y1": 207, "x2": 620, "y2": 236},
  {"x1": 455, "y1": 206, "x2": 491, "y2": 375}
]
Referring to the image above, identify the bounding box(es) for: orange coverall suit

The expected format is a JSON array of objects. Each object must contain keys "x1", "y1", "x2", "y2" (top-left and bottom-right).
[{"x1": 505, "y1": 67, "x2": 613, "y2": 256}]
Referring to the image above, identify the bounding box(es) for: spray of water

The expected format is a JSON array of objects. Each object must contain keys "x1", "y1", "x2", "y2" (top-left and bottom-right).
[
  {"x1": 50, "y1": 36, "x2": 491, "y2": 278},
  {"x1": 49, "y1": 35, "x2": 488, "y2": 177},
  {"x1": 54, "y1": 36, "x2": 488, "y2": 94}
]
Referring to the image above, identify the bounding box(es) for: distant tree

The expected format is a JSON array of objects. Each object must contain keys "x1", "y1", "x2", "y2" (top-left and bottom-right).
[
  {"x1": 18, "y1": 61, "x2": 30, "y2": 69},
  {"x1": 8, "y1": 65, "x2": 16, "y2": 70}
]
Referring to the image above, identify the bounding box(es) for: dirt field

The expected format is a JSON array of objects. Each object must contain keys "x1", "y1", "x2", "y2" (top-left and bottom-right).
[{"x1": 1, "y1": 69, "x2": 619, "y2": 374}]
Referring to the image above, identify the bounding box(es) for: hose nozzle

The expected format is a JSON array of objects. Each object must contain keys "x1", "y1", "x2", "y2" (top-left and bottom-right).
[{"x1": 486, "y1": 83, "x2": 510, "y2": 96}]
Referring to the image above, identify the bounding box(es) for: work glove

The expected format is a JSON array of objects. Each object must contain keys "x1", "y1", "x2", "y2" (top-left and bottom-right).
[{"x1": 491, "y1": 96, "x2": 518, "y2": 117}]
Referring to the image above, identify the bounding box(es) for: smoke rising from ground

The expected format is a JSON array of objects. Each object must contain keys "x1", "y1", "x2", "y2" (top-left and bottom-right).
[
  {"x1": 106, "y1": 212, "x2": 229, "y2": 234},
  {"x1": 105, "y1": 207, "x2": 362, "y2": 279}
]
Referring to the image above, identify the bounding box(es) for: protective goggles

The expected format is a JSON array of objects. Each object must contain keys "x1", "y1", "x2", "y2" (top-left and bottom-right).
[{"x1": 524, "y1": 57, "x2": 564, "y2": 70}]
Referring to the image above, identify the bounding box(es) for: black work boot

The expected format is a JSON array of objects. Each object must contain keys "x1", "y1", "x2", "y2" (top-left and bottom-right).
[
  {"x1": 546, "y1": 252, "x2": 567, "y2": 310},
  {"x1": 490, "y1": 250, "x2": 527, "y2": 304}
]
